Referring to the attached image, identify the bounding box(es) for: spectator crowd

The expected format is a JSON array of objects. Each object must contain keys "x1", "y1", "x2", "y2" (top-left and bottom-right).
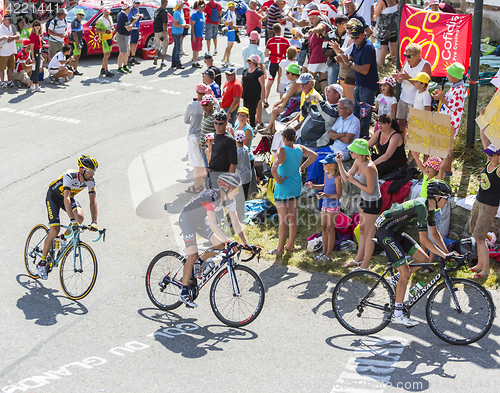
[{"x1": 1, "y1": 0, "x2": 497, "y2": 279}]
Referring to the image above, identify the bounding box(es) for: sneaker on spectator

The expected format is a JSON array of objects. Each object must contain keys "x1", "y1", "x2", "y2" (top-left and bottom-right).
[
  {"x1": 153, "y1": 56, "x2": 158, "y2": 66},
  {"x1": 35, "y1": 86, "x2": 45, "y2": 93},
  {"x1": 37, "y1": 263, "x2": 48, "y2": 280},
  {"x1": 7, "y1": 81, "x2": 16, "y2": 87},
  {"x1": 161, "y1": 62, "x2": 167, "y2": 68},
  {"x1": 100, "y1": 68, "x2": 107, "y2": 75},
  {"x1": 192, "y1": 62, "x2": 202, "y2": 68},
  {"x1": 178, "y1": 292, "x2": 197, "y2": 308},
  {"x1": 176, "y1": 64, "x2": 185, "y2": 69},
  {"x1": 117, "y1": 67, "x2": 126, "y2": 73},
  {"x1": 226, "y1": 61, "x2": 234, "y2": 67},
  {"x1": 0, "y1": 82, "x2": 6, "y2": 88},
  {"x1": 180, "y1": 50, "x2": 187, "y2": 56},
  {"x1": 105, "y1": 70, "x2": 115, "y2": 77},
  {"x1": 132, "y1": 57, "x2": 140, "y2": 64},
  {"x1": 213, "y1": 49, "x2": 218, "y2": 56},
  {"x1": 73, "y1": 70, "x2": 83, "y2": 76},
  {"x1": 29, "y1": 85, "x2": 35, "y2": 92},
  {"x1": 50, "y1": 76, "x2": 59, "y2": 85},
  {"x1": 124, "y1": 65, "x2": 132, "y2": 73}
]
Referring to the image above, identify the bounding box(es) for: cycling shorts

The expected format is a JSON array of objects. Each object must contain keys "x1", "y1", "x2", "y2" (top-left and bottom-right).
[
  {"x1": 179, "y1": 213, "x2": 214, "y2": 249},
  {"x1": 46, "y1": 189, "x2": 81, "y2": 227},
  {"x1": 375, "y1": 227, "x2": 420, "y2": 268}
]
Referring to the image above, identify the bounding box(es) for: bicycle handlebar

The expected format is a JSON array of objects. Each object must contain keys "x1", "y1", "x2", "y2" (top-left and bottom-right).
[
  {"x1": 438, "y1": 252, "x2": 470, "y2": 273},
  {"x1": 79, "y1": 225, "x2": 107, "y2": 242},
  {"x1": 202, "y1": 244, "x2": 262, "y2": 262}
]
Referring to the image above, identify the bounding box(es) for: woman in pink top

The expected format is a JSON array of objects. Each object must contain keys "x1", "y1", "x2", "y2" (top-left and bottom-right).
[{"x1": 307, "y1": 10, "x2": 329, "y2": 93}]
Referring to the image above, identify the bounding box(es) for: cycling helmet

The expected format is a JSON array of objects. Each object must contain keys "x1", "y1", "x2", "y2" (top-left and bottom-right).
[
  {"x1": 213, "y1": 111, "x2": 228, "y2": 122},
  {"x1": 427, "y1": 180, "x2": 451, "y2": 198},
  {"x1": 217, "y1": 173, "x2": 241, "y2": 189},
  {"x1": 78, "y1": 154, "x2": 98, "y2": 171}
]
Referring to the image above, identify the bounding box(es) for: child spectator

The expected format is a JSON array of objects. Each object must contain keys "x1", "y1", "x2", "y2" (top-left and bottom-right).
[
  {"x1": 204, "y1": 132, "x2": 215, "y2": 162},
  {"x1": 48, "y1": 45, "x2": 74, "y2": 84},
  {"x1": 234, "y1": 130, "x2": 252, "y2": 199},
  {"x1": 276, "y1": 46, "x2": 297, "y2": 98},
  {"x1": 289, "y1": 28, "x2": 303, "y2": 51},
  {"x1": 264, "y1": 23, "x2": 290, "y2": 107},
  {"x1": 411, "y1": 71, "x2": 432, "y2": 111},
  {"x1": 304, "y1": 153, "x2": 342, "y2": 262},
  {"x1": 12, "y1": 40, "x2": 32, "y2": 87},
  {"x1": 410, "y1": 148, "x2": 452, "y2": 268},
  {"x1": 372, "y1": 76, "x2": 397, "y2": 133},
  {"x1": 432, "y1": 62, "x2": 466, "y2": 175}
]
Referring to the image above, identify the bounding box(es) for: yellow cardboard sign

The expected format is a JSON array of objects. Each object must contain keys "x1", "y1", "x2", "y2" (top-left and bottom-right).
[
  {"x1": 475, "y1": 89, "x2": 500, "y2": 149},
  {"x1": 407, "y1": 107, "x2": 453, "y2": 158}
]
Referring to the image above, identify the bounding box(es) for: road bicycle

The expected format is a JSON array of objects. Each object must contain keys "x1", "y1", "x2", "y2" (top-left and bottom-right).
[
  {"x1": 145, "y1": 244, "x2": 265, "y2": 328},
  {"x1": 24, "y1": 223, "x2": 106, "y2": 300},
  {"x1": 332, "y1": 239, "x2": 495, "y2": 345}
]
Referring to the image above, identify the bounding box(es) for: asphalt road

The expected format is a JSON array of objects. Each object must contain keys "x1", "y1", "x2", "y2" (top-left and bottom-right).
[{"x1": 1, "y1": 37, "x2": 500, "y2": 393}]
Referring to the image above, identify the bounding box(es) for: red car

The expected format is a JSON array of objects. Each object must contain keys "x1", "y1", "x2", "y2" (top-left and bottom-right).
[{"x1": 44, "y1": 1, "x2": 173, "y2": 56}]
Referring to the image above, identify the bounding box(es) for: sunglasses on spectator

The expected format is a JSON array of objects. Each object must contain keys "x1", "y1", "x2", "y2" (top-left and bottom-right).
[
  {"x1": 404, "y1": 53, "x2": 415, "y2": 58},
  {"x1": 214, "y1": 121, "x2": 226, "y2": 125}
]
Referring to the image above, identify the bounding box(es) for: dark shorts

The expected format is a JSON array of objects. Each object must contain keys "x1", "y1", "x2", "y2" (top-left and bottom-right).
[
  {"x1": 46, "y1": 190, "x2": 81, "y2": 227},
  {"x1": 360, "y1": 197, "x2": 383, "y2": 215},
  {"x1": 183, "y1": 27, "x2": 190, "y2": 36},
  {"x1": 130, "y1": 29, "x2": 140, "y2": 44},
  {"x1": 340, "y1": 75, "x2": 356, "y2": 85},
  {"x1": 268, "y1": 62, "x2": 279, "y2": 80},
  {"x1": 381, "y1": 35, "x2": 397, "y2": 45},
  {"x1": 179, "y1": 213, "x2": 214, "y2": 249},
  {"x1": 375, "y1": 227, "x2": 420, "y2": 268}
]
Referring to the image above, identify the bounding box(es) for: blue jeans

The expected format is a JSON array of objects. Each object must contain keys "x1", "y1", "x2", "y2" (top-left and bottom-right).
[
  {"x1": 172, "y1": 34, "x2": 182, "y2": 66},
  {"x1": 328, "y1": 62, "x2": 340, "y2": 85},
  {"x1": 224, "y1": 106, "x2": 238, "y2": 127},
  {"x1": 354, "y1": 86, "x2": 377, "y2": 139}
]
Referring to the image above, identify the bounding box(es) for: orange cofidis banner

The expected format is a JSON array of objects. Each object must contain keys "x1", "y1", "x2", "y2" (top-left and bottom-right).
[{"x1": 399, "y1": 4, "x2": 472, "y2": 77}]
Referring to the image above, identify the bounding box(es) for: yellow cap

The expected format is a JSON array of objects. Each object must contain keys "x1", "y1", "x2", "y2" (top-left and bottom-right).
[
  {"x1": 409, "y1": 71, "x2": 431, "y2": 84},
  {"x1": 237, "y1": 107, "x2": 249, "y2": 115},
  {"x1": 228, "y1": 1, "x2": 235, "y2": 6}
]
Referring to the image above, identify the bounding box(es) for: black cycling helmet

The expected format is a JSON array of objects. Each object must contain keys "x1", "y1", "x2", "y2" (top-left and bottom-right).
[
  {"x1": 213, "y1": 110, "x2": 228, "y2": 122},
  {"x1": 217, "y1": 173, "x2": 241, "y2": 189},
  {"x1": 427, "y1": 180, "x2": 451, "y2": 198},
  {"x1": 78, "y1": 154, "x2": 98, "y2": 171}
]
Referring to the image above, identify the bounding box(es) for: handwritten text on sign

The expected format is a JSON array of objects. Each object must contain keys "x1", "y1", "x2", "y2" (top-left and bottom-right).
[
  {"x1": 476, "y1": 89, "x2": 500, "y2": 150},
  {"x1": 407, "y1": 107, "x2": 453, "y2": 158}
]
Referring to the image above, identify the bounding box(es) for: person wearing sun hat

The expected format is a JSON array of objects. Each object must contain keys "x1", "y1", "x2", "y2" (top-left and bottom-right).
[
  {"x1": 261, "y1": 62, "x2": 302, "y2": 134},
  {"x1": 242, "y1": 54, "x2": 266, "y2": 128},
  {"x1": 234, "y1": 129, "x2": 252, "y2": 200},
  {"x1": 467, "y1": 117, "x2": 500, "y2": 280},
  {"x1": 427, "y1": 0, "x2": 441, "y2": 12},
  {"x1": 184, "y1": 84, "x2": 211, "y2": 193},
  {"x1": 432, "y1": 61, "x2": 466, "y2": 174},
  {"x1": 242, "y1": 30, "x2": 265, "y2": 71},
  {"x1": 336, "y1": 137, "x2": 382, "y2": 272}
]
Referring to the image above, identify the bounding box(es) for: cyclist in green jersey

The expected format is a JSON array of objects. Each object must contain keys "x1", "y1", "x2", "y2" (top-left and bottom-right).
[{"x1": 374, "y1": 180, "x2": 453, "y2": 327}]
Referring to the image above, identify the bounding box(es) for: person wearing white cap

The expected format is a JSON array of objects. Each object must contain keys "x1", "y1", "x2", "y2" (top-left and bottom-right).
[
  {"x1": 0, "y1": 14, "x2": 19, "y2": 88},
  {"x1": 47, "y1": 8, "x2": 69, "y2": 58},
  {"x1": 285, "y1": 72, "x2": 323, "y2": 131},
  {"x1": 468, "y1": 116, "x2": 500, "y2": 280}
]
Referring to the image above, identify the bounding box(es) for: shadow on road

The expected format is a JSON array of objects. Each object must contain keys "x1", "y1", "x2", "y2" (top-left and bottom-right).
[
  {"x1": 15, "y1": 274, "x2": 88, "y2": 326},
  {"x1": 138, "y1": 307, "x2": 258, "y2": 358}
]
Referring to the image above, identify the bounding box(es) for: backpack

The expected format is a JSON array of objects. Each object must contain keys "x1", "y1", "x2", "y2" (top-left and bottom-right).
[
  {"x1": 45, "y1": 16, "x2": 65, "y2": 38},
  {"x1": 208, "y1": 3, "x2": 220, "y2": 23}
]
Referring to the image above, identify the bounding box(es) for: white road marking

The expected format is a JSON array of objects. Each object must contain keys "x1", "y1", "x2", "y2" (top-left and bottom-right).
[
  {"x1": 31, "y1": 89, "x2": 116, "y2": 109},
  {"x1": 0, "y1": 107, "x2": 81, "y2": 124},
  {"x1": 160, "y1": 89, "x2": 181, "y2": 95}
]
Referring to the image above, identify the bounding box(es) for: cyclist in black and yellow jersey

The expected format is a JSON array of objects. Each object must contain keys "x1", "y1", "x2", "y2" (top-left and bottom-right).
[
  {"x1": 375, "y1": 180, "x2": 453, "y2": 327},
  {"x1": 37, "y1": 155, "x2": 99, "y2": 280}
]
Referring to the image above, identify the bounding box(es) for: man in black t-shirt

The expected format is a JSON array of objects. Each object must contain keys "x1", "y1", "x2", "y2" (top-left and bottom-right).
[
  {"x1": 203, "y1": 53, "x2": 222, "y2": 87},
  {"x1": 208, "y1": 111, "x2": 238, "y2": 189},
  {"x1": 153, "y1": 0, "x2": 169, "y2": 66}
]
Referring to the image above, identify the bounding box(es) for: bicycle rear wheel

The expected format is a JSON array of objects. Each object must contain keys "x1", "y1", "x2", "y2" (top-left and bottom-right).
[
  {"x1": 210, "y1": 264, "x2": 265, "y2": 327},
  {"x1": 59, "y1": 242, "x2": 98, "y2": 300},
  {"x1": 24, "y1": 224, "x2": 48, "y2": 279},
  {"x1": 426, "y1": 278, "x2": 495, "y2": 345},
  {"x1": 145, "y1": 251, "x2": 185, "y2": 311},
  {"x1": 332, "y1": 270, "x2": 394, "y2": 335}
]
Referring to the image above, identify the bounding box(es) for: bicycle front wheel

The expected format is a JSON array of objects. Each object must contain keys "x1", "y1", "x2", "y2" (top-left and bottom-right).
[
  {"x1": 24, "y1": 224, "x2": 48, "y2": 279},
  {"x1": 332, "y1": 270, "x2": 394, "y2": 335},
  {"x1": 145, "y1": 251, "x2": 185, "y2": 311},
  {"x1": 210, "y1": 265, "x2": 265, "y2": 327},
  {"x1": 426, "y1": 278, "x2": 495, "y2": 345},
  {"x1": 59, "y1": 242, "x2": 98, "y2": 300}
]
